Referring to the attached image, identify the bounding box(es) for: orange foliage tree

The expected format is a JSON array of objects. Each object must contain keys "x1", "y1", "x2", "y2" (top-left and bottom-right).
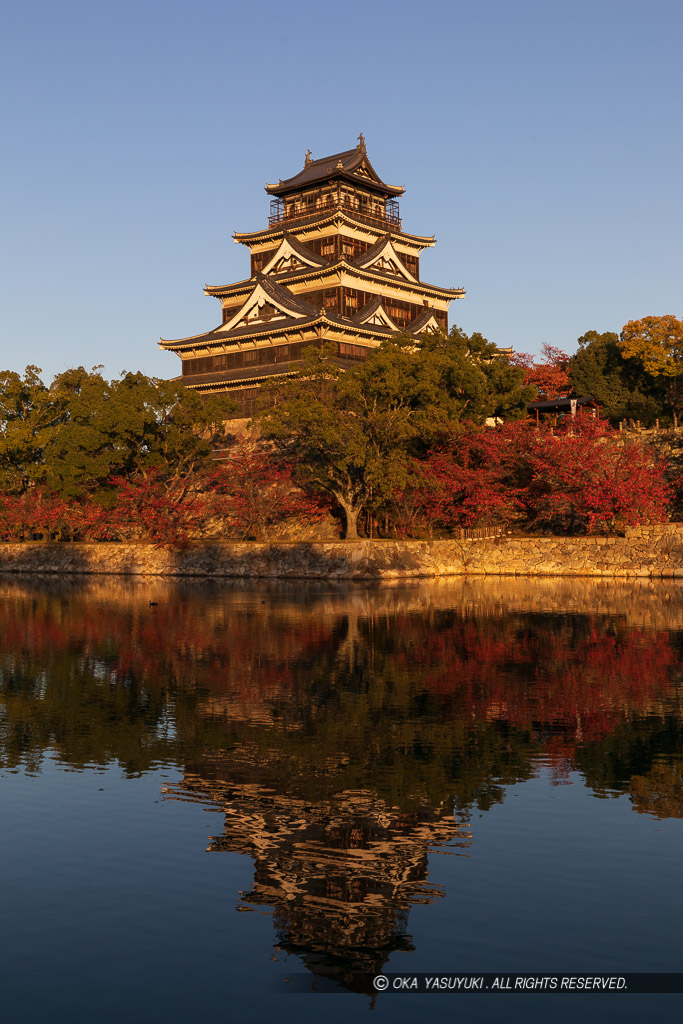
[
  {"x1": 511, "y1": 343, "x2": 571, "y2": 400},
  {"x1": 619, "y1": 314, "x2": 683, "y2": 418}
]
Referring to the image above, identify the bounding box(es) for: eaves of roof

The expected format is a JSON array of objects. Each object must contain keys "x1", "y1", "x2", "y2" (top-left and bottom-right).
[
  {"x1": 265, "y1": 259, "x2": 464, "y2": 299},
  {"x1": 203, "y1": 271, "x2": 320, "y2": 311},
  {"x1": 181, "y1": 361, "x2": 308, "y2": 386},
  {"x1": 527, "y1": 396, "x2": 601, "y2": 411},
  {"x1": 159, "y1": 314, "x2": 325, "y2": 351},
  {"x1": 233, "y1": 213, "x2": 435, "y2": 248},
  {"x1": 205, "y1": 259, "x2": 458, "y2": 298},
  {"x1": 160, "y1": 303, "x2": 431, "y2": 354}
]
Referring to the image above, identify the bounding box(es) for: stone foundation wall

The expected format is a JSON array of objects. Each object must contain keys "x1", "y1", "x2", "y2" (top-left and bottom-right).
[{"x1": 0, "y1": 525, "x2": 681, "y2": 579}]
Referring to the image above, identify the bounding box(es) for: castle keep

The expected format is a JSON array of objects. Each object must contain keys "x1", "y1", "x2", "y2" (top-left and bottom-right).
[{"x1": 160, "y1": 137, "x2": 464, "y2": 415}]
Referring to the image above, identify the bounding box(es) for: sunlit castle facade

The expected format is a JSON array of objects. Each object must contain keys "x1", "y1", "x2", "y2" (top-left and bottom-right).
[{"x1": 159, "y1": 137, "x2": 465, "y2": 416}]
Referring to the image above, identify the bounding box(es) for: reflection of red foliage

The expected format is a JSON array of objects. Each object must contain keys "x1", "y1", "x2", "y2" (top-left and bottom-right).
[
  {"x1": 0, "y1": 592, "x2": 337, "y2": 702},
  {"x1": 407, "y1": 616, "x2": 676, "y2": 761},
  {"x1": 0, "y1": 593, "x2": 677, "y2": 774}
]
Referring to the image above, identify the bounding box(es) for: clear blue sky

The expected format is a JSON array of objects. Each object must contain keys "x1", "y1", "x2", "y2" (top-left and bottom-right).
[{"x1": 1, "y1": 0, "x2": 681, "y2": 382}]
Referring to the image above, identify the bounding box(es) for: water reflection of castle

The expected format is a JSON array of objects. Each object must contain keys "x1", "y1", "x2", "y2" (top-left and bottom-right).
[{"x1": 164, "y1": 765, "x2": 470, "y2": 983}]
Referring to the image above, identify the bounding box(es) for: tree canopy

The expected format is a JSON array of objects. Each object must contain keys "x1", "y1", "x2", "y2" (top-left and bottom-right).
[
  {"x1": 512, "y1": 343, "x2": 570, "y2": 401},
  {"x1": 257, "y1": 327, "x2": 531, "y2": 537},
  {"x1": 618, "y1": 315, "x2": 683, "y2": 419},
  {"x1": 567, "y1": 330, "x2": 666, "y2": 425},
  {"x1": 0, "y1": 366, "x2": 236, "y2": 499},
  {"x1": 620, "y1": 315, "x2": 683, "y2": 378},
  {"x1": 1, "y1": 319, "x2": 677, "y2": 543}
]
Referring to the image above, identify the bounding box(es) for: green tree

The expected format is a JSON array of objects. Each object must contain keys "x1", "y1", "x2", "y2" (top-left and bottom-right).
[
  {"x1": 40, "y1": 368, "x2": 235, "y2": 500},
  {"x1": 137, "y1": 376, "x2": 236, "y2": 483},
  {"x1": 460, "y1": 329, "x2": 533, "y2": 424},
  {"x1": 258, "y1": 328, "x2": 530, "y2": 537},
  {"x1": 41, "y1": 366, "x2": 127, "y2": 498},
  {"x1": 258, "y1": 344, "x2": 387, "y2": 538},
  {"x1": 0, "y1": 366, "x2": 59, "y2": 493},
  {"x1": 567, "y1": 330, "x2": 666, "y2": 425}
]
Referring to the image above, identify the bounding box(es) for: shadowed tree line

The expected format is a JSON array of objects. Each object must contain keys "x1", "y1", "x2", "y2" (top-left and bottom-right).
[{"x1": 0, "y1": 317, "x2": 680, "y2": 540}]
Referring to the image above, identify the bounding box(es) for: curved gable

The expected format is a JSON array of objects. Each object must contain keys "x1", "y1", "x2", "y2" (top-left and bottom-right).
[
  {"x1": 352, "y1": 236, "x2": 418, "y2": 283},
  {"x1": 410, "y1": 309, "x2": 441, "y2": 334},
  {"x1": 353, "y1": 295, "x2": 399, "y2": 330},
  {"x1": 221, "y1": 276, "x2": 315, "y2": 331},
  {"x1": 261, "y1": 234, "x2": 327, "y2": 276}
]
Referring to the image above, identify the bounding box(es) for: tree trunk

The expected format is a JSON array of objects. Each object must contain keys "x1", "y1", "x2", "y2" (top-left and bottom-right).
[{"x1": 339, "y1": 502, "x2": 359, "y2": 539}]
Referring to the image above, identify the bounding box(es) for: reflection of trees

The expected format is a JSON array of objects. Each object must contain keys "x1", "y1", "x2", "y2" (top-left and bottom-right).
[
  {"x1": 630, "y1": 762, "x2": 683, "y2": 818},
  {"x1": 574, "y1": 715, "x2": 683, "y2": 819},
  {"x1": 0, "y1": 578, "x2": 681, "y2": 819},
  {"x1": 402, "y1": 612, "x2": 681, "y2": 770},
  {"x1": 2, "y1": 577, "x2": 683, "y2": 986}
]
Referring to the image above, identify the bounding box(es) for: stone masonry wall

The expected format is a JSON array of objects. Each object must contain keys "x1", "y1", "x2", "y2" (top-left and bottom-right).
[{"x1": 0, "y1": 524, "x2": 681, "y2": 579}]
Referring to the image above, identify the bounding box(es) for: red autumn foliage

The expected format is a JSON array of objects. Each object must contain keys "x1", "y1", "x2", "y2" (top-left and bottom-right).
[
  {"x1": 512, "y1": 343, "x2": 571, "y2": 400},
  {"x1": 515, "y1": 419, "x2": 671, "y2": 532},
  {"x1": 0, "y1": 487, "x2": 72, "y2": 540},
  {"x1": 104, "y1": 456, "x2": 330, "y2": 546},
  {"x1": 404, "y1": 428, "x2": 523, "y2": 530},
  {"x1": 207, "y1": 452, "x2": 330, "y2": 540},
  {"x1": 0, "y1": 451, "x2": 331, "y2": 546},
  {"x1": 105, "y1": 471, "x2": 211, "y2": 546},
  {"x1": 403, "y1": 419, "x2": 671, "y2": 534}
]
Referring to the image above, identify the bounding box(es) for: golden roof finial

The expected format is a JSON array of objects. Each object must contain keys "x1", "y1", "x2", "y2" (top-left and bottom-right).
[
  {"x1": 357, "y1": 132, "x2": 366, "y2": 151},
  {"x1": 304, "y1": 149, "x2": 312, "y2": 166}
]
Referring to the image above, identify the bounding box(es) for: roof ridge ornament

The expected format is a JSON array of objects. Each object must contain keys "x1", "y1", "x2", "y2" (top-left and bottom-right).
[
  {"x1": 304, "y1": 149, "x2": 312, "y2": 166},
  {"x1": 357, "y1": 132, "x2": 366, "y2": 151}
]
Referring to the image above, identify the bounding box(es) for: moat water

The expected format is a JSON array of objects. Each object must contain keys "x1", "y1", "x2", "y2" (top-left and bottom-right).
[{"x1": 1, "y1": 576, "x2": 682, "y2": 1024}]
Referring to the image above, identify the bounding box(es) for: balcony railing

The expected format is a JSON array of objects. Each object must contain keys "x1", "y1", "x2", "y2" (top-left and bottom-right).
[{"x1": 268, "y1": 196, "x2": 401, "y2": 231}]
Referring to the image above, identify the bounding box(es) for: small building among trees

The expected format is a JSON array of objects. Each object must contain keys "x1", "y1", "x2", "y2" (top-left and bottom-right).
[{"x1": 528, "y1": 396, "x2": 602, "y2": 425}]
